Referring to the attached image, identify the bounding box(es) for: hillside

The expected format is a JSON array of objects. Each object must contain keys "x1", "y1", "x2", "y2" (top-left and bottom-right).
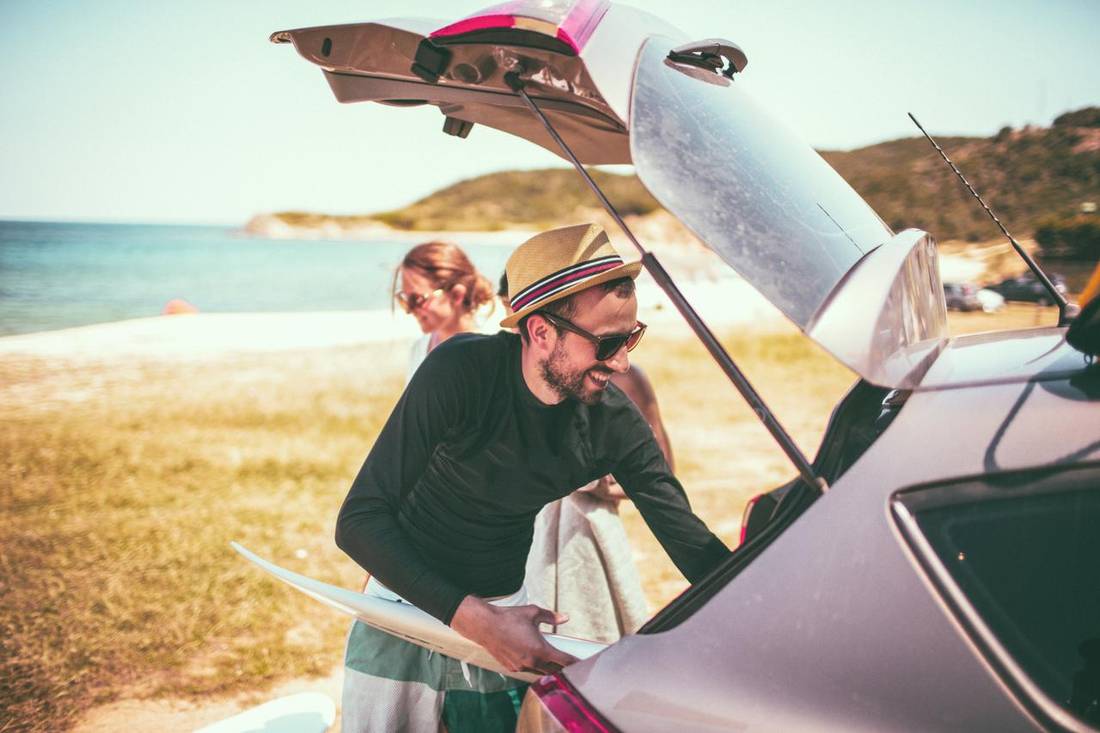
[
  {"x1": 371, "y1": 168, "x2": 659, "y2": 231},
  {"x1": 822, "y1": 120, "x2": 1100, "y2": 241},
  {"x1": 249, "y1": 108, "x2": 1100, "y2": 243}
]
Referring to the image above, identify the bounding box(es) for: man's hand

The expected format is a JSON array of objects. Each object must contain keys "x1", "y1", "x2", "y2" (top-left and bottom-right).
[
  {"x1": 582, "y1": 475, "x2": 627, "y2": 503},
  {"x1": 450, "y1": 595, "x2": 579, "y2": 674}
]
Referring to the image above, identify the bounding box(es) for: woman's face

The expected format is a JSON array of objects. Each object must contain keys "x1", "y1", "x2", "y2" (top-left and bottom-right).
[{"x1": 399, "y1": 267, "x2": 459, "y2": 335}]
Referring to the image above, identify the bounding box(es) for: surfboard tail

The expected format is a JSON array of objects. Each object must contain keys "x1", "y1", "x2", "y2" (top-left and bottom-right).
[{"x1": 230, "y1": 542, "x2": 606, "y2": 681}]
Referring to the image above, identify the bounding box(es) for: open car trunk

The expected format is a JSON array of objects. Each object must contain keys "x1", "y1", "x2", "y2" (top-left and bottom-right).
[{"x1": 273, "y1": 1, "x2": 951, "y2": 391}]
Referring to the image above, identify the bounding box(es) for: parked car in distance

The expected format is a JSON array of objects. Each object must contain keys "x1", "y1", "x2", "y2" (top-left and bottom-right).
[
  {"x1": 944, "y1": 282, "x2": 982, "y2": 311},
  {"x1": 989, "y1": 272, "x2": 1068, "y2": 305},
  {"x1": 976, "y1": 287, "x2": 1006, "y2": 313}
]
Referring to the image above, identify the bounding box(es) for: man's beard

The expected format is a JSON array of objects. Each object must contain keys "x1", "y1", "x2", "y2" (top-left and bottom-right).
[{"x1": 539, "y1": 340, "x2": 612, "y2": 405}]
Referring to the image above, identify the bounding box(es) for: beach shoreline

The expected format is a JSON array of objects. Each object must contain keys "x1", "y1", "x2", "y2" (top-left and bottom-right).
[{"x1": 0, "y1": 275, "x2": 790, "y2": 363}]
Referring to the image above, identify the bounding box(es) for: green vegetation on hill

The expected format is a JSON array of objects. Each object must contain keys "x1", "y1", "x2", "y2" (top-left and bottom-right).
[
  {"x1": 264, "y1": 211, "x2": 379, "y2": 228},
  {"x1": 1054, "y1": 107, "x2": 1100, "y2": 128},
  {"x1": 371, "y1": 168, "x2": 659, "y2": 231},
  {"x1": 1035, "y1": 213, "x2": 1100, "y2": 259},
  {"x1": 821, "y1": 112, "x2": 1100, "y2": 242}
]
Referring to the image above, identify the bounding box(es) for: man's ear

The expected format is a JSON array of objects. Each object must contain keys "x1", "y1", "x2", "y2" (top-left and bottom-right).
[{"x1": 526, "y1": 314, "x2": 555, "y2": 353}]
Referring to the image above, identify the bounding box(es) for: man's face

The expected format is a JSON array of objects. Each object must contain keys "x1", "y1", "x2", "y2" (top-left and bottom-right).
[{"x1": 539, "y1": 285, "x2": 638, "y2": 405}]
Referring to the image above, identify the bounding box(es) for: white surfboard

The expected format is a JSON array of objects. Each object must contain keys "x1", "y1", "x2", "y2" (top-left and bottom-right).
[
  {"x1": 230, "y1": 542, "x2": 606, "y2": 682},
  {"x1": 194, "y1": 691, "x2": 335, "y2": 733}
]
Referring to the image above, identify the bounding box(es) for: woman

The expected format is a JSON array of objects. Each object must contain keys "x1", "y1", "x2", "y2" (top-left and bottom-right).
[
  {"x1": 392, "y1": 240, "x2": 496, "y2": 379},
  {"x1": 342, "y1": 241, "x2": 506, "y2": 733}
]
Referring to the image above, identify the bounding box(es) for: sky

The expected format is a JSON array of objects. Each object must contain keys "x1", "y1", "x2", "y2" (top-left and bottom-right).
[{"x1": 1, "y1": 0, "x2": 1097, "y2": 225}]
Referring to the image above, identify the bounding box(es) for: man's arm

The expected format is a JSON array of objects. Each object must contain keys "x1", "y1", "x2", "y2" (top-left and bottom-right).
[
  {"x1": 594, "y1": 364, "x2": 674, "y2": 502},
  {"x1": 335, "y1": 347, "x2": 472, "y2": 624},
  {"x1": 611, "y1": 408, "x2": 730, "y2": 583},
  {"x1": 611, "y1": 364, "x2": 674, "y2": 470}
]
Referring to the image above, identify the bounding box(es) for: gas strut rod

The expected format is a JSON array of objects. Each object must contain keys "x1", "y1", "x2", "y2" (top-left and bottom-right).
[
  {"x1": 504, "y1": 71, "x2": 827, "y2": 494},
  {"x1": 908, "y1": 112, "x2": 1073, "y2": 325}
]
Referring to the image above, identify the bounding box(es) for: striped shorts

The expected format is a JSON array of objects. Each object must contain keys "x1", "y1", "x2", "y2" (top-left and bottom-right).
[{"x1": 341, "y1": 580, "x2": 529, "y2": 732}]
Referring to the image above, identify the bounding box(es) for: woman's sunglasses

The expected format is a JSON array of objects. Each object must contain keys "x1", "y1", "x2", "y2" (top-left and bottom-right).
[
  {"x1": 395, "y1": 287, "x2": 446, "y2": 314},
  {"x1": 539, "y1": 311, "x2": 647, "y2": 361}
]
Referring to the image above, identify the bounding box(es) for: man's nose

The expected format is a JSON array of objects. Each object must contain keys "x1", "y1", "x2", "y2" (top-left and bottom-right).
[{"x1": 604, "y1": 344, "x2": 630, "y2": 373}]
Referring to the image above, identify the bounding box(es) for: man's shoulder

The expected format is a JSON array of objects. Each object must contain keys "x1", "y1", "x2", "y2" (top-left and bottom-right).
[
  {"x1": 433, "y1": 330, "x2": 516, "y2": 360},
  {"x1": 420, "y1": 330, "x2": 516, "y2": 377}
]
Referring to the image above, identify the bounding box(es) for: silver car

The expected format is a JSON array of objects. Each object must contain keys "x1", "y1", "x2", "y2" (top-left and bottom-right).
[
  {"x1": 271, "y1": 2, "x2": 1100, "y2": 731},
  {"x1": 944, "y1": 281, "x2": 983, "y2": 311}
]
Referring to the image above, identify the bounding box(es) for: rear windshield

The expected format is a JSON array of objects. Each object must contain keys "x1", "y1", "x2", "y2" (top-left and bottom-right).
[
  {"x1": 897, "y1": 467, "x2": 1100, "y2": 726},
  {"x1": 630, "y1": 37, "x2": 892, "y2": 327}
]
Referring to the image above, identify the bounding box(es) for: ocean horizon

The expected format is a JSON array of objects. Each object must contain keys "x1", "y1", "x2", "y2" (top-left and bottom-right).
[{"x1": 0, "y1": 220, "x2": 514, "y2": 337}]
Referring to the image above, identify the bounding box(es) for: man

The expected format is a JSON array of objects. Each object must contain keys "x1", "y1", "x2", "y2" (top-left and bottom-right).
[
  {"x1": 337, "y1": 223, "x2": 730, "y2": 731},
  {"x1": 499, "y1": 269, "x2": 672, "y2": 643}
]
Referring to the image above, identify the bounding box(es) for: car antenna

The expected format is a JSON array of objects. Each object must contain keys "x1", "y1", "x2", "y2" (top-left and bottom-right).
[
  {"x1": 504, "y1": 70, "x2": 828, "y2": 495},
  {"x1": 907, "y1": 112, "x2": 1076, "y2": 326}
]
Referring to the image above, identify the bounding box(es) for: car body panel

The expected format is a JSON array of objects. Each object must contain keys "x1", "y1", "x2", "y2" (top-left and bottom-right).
[
  {"x1": 566, "y1": 350, "x2": 1100, "y2": 731},
  {"x1": 806, "y1": 228, "x2": 948, "y2": 390},
  {"x1": 629, "y1": 37, "x2": 960, "y2": 390},
  {"x1": 630, "y1": 36, "x2": 892, "y2": 330},
  {"x1": 919, "y1": 327, "x2": 1093, "y2": 389}
]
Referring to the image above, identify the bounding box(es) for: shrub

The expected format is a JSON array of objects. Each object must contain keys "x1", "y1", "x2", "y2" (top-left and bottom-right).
[
  {"x1": 1034, "y1": 213, "x2": 1100, "y2": 259},
  {"x1": 1053, "y1": 107, "x2": 1100, "y2": 128}
]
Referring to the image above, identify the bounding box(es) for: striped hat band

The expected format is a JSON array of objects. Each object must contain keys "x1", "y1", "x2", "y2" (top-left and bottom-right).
[{"x1": 509, "y1": 255, "x2": 624, "y2": 312}]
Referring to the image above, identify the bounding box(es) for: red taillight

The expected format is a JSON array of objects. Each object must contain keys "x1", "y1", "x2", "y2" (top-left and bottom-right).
[
  {"x1": 740, "y1": 491, "x2": 780, "y2": 546},
  {"x1": 430, "y1": 0, "x2": 610, "y2": 55},
  {"x1": 523, "y1": 672, "x2": 619, "y2": 733},
  {"x1": 740, "y1": 493, "x2": 762, "y2": 545}
]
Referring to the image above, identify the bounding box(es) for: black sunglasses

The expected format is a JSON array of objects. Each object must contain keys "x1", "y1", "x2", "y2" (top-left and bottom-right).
[{"x1": 539, "y1": 311, "x2": 647, "y2": 361}]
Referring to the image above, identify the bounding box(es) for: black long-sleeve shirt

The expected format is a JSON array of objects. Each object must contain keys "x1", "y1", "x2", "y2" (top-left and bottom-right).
[{"x1": 336, "y1": 331, "x2": 730, "y2": 624}]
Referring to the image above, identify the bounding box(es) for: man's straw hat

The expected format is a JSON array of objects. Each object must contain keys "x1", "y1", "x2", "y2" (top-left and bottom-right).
[{"x1": 500, "y1": 223, "x2": 642, "y2": 328}]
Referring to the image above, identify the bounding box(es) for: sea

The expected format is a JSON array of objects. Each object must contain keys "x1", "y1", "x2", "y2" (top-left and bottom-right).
[
  {"x1": 3, "y1": 220, "x2": 1094, "y2": 338},
  {"x1": 0, "y1": 220, "x2": 515, "y2": 337}
]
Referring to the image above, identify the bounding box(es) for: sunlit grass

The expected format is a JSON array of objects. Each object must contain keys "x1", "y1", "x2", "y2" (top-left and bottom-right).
[
  {"x1": 1, "y1": 347, "x2": 404, "y2": 732},
  {"x1": 947, "y1": 301, "x2": 1060, "y2": 334}
]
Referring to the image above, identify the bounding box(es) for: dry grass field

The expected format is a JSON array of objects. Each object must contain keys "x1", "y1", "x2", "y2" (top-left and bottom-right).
[
  {"x1": 0, "y1": 303, "x2": 1060, "y2": 732},
  {"x1": 1, "y1": 345, "x2": 405, "y2": 732}
]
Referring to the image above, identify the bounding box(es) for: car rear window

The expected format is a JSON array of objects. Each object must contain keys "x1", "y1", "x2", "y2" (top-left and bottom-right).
[{"x1": 894, "y1": 465, "x2": 1100, "y2": 727}]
